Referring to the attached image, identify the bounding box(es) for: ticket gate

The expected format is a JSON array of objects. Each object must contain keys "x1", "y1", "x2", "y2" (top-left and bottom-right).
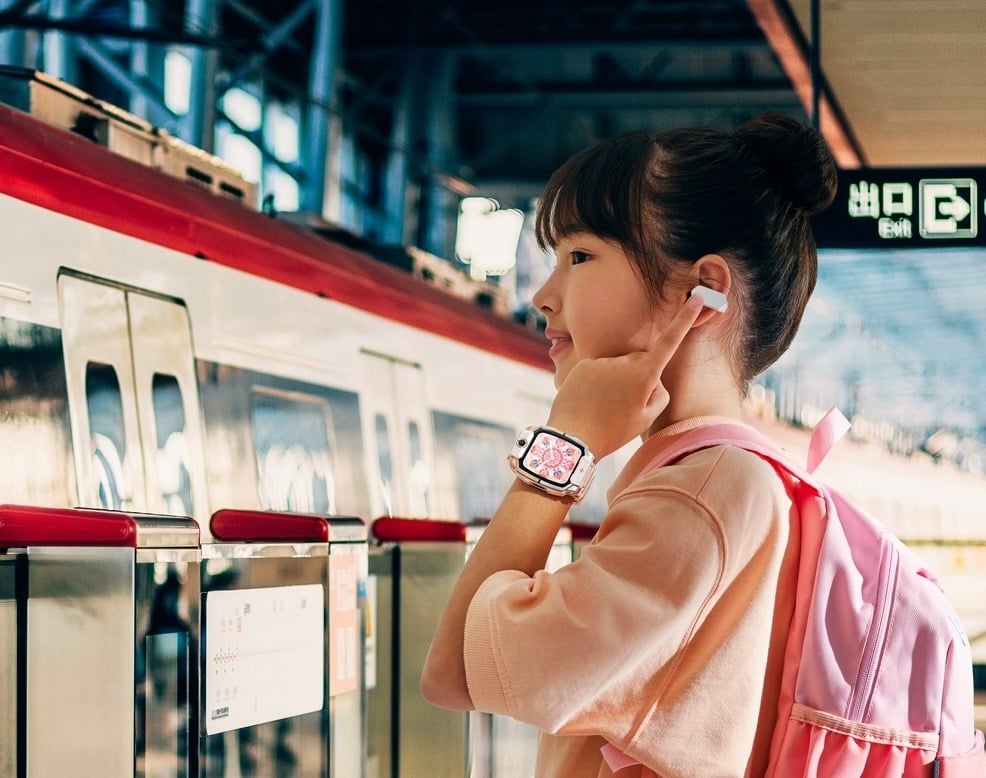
[
  {"x1": 367, "y1": 517, "x2": 572, "y2": 778},
  {"x1": 201, "y1": 509, "x2": 367, "y2": 778},
  {"x1": 367, "y1": 518, "x2": 467, "y2": 778},
  {"x1": 0, "y1": 504, "x2": 200, "y2": 778}
]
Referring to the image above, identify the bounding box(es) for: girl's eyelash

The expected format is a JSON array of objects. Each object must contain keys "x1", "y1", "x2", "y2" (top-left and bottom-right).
[{"x1": 570, "y1": 250, "x2": 590, "y2": 264}]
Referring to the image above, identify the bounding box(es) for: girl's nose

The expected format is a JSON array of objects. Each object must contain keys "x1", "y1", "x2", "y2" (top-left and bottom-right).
[{"x1": 532, "y1": 273, "x2": 559, "y2": 314}]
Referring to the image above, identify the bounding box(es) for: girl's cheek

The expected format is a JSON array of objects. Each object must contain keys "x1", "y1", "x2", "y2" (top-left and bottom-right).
[{"x1": 626, "y1": 321, "x2": 661, "y2": 354}]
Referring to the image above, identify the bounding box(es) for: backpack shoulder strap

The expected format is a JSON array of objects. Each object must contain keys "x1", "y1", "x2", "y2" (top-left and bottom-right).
[{"x1": 641, "y1": 407, "x2": 850, "y2": 485}]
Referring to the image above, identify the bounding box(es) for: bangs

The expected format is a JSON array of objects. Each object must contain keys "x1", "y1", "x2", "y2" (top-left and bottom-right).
[{"x1": 535, "y1": 131, "x2": 656, "y2": 252}]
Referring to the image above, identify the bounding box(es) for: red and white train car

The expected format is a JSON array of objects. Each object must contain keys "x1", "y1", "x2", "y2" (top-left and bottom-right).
[{"x1": 0, "y1": 69, "x2": 626, "y2": 530}]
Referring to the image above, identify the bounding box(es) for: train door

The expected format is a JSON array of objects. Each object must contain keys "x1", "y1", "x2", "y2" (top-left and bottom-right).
[
  {"x1": 58, "y1": 273, "x2": 209, "y2": 523},
  {"x1": 360, "y1": 350, "x2": 434, "y2": 518}
]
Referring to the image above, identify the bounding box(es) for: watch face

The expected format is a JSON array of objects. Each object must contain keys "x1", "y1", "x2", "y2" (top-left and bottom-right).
[{"x1": 521, "y1": 431, "x2": 583, "y2": 486}]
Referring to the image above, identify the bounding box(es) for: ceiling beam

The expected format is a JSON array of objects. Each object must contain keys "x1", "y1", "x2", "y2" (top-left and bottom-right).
[
  {"x1": 345, "y1": 39, "x2": 775, "y2": 60},
  {"x1": 457, "y1": 84, "x2": 802, "y2": 111},
  {"x1": 0, "y1": 12, "x2": 246, "y2": 49},
  {"x1": 746, "y1": 0, "x2": 864, "y2": 167}
]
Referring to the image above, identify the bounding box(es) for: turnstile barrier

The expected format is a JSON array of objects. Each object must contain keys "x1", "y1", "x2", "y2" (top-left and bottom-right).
[
  {"x1": 368, "y1": 517, "x2": 572, "y2": 778},
  {"x1": 0, "y1": 503, "x2": 200, "y2": 778},
  {"x1": 202, "y1": 509, "x2": 367, "y2": 778},
  {"x1": 368, "y1": 517, "x2": 468, "y2": 778}
]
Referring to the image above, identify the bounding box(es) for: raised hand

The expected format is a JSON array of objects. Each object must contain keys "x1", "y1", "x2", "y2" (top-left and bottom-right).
[{"x1": 545, "y1": 294, "x2": 704, "y2": 459}]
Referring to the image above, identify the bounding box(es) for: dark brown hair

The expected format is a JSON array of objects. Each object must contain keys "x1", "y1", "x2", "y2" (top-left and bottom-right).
[{"x1": 534, "y1": 112, "x2": 837, "y2": 381}]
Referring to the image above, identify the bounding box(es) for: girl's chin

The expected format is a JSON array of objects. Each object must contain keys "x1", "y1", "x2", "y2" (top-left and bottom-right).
[{"x1": 552, "y1": 364, "x2": 574, "y2": 389}]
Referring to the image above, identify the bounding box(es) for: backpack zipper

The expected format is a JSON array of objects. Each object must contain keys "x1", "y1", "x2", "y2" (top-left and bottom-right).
[{"x1": 848, "y1": 540, "x2": 900, "y2": 721}]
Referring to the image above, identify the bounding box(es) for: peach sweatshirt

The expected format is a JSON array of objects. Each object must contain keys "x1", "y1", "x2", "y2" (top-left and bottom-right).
[{"x1": 463, "y1": 417, "x2": 800, "y2": 777}]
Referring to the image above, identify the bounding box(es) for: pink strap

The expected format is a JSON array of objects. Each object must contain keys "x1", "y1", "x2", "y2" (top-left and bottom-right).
[
  {"x1": 806, "y1": 407, "x2": 850, "y2": 475},
  {"x1": 642, "y1": 407, "x2": 850, "y2": 484},
  {"x1": 643, "y1": 423, "x2": 808, "y2": 483},
  {"x1": 600, "y1": 742, "x2": 640, "y2": 772}
]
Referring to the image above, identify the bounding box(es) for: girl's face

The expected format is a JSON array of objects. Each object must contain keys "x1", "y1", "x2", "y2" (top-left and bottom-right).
[{"x1": 532, "y1": 232, "x2": 667, "y2": 387}]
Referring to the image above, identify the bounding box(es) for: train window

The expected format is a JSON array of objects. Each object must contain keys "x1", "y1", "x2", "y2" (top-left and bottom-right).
[
  {"x1": 151, "y1": 373, "x2": 193, "y2": 516},
  {"x1": 85, "y1": 362, "x2": 130, "y2": 509},
  {"x1": 432, "y1": 413, "x2": 513, "y2": 521},
  {"x1": 250, "y1": 390, "x2": 336, "y2": 513},
  {"x1": 407, "y1": 419, "x2": 430, "y2": 515},
  {"x1": 454, "y1": 429, "x2": 509, "y2": 520},
  {"x1": 0, "y1": 318, "x2": 73, "y2": 506},
  {"x1": 374, "y1": 414, "x2": 394, "y2": 515}
]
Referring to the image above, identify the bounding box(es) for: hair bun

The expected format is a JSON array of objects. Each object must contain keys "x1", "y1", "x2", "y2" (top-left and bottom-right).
[{"x1": 735, "y1": 112, "x2": 837, "y2": 214}]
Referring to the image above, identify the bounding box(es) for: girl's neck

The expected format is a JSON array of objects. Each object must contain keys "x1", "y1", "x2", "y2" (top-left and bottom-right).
[{"x1": 649, "y1": 351, "x2": 745, "y2": 435}]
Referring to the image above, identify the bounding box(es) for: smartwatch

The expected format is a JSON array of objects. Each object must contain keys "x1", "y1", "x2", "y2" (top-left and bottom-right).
[{"x1": 507, "y1": 426, "x2": 596, "y2": 503}]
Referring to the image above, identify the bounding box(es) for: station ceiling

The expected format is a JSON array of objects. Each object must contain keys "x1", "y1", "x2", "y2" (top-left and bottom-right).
[
  {"x1": 335, "y1": 0, "x2": 986, "y2": 200},
  {"x1": 340, "y1": 0, "x2": 809, "y2": 205},
  {"x1": 780, "y1": 0, "x2": 986, "y2": 168}
]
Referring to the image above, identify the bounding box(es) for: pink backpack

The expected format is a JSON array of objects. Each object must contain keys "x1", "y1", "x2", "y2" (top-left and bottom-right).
[{"x1": 603, "y1": 408, "x2": 986, "y2": 776}]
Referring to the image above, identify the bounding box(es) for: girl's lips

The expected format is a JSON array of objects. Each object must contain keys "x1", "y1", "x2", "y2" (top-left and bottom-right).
[{"x1": 548, "y1": 336, "x2": 572, "y2": 359}]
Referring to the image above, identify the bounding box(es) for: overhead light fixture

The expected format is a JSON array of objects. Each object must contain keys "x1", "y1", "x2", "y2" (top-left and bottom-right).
[{"x1": 437, "y1": 173, "x2": 476, "y2": 196}]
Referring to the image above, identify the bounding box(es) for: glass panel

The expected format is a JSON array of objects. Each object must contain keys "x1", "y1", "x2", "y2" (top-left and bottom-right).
[
  {"x1": 140, "y1": 631, "x2": 189, "y2": 778},
  {"x1": 152, "y1": 373, "x2": 193, "y2": 516},
  {"x1": 85, "y1": 362, "x2": 130, "y2": 509},
  {"x1": 374, "y1": 414, "x2": 393, "y2": 516},
  {"x1": 136, "y1": 560, "x2": 195, "y2": 778},
  {"x1": 431, "y1": 413, "x2": 513, "y2": 521},
  {"x1": 407, "y1": 420, "x2": 430, "y2": 516},
  {"x1": 0, "y1": 557, "x2": 16, "y2": 778},
  {"x1": 250, "y1": 391, "x2": 336, "y2": 513},
  {"x1": 199, "y1": 557, "x2": 328, "y2": 778}
]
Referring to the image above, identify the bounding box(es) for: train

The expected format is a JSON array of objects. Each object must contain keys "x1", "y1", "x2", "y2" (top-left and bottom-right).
[{"x1": 1, "y1": 67, "x2": 983, "y2": 776}]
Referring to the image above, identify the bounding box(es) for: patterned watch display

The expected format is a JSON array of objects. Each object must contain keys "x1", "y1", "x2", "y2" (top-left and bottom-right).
[
  {"x1": 508, "y1": 426, "x2": 596, "y2": 502},
  {"x1": 523, "y1": 430, "x2": 582, "y2": 485}
]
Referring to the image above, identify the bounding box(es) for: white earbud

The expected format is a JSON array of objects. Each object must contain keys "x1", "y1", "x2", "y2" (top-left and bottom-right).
[{"x1": 690, "y1": 285, "x2": 728, "y2": 313}]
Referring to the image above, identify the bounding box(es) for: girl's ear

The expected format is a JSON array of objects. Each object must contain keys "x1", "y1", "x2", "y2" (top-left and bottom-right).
[{"x1": 687, "y1": 254, "x2": 732, "y2": 324}]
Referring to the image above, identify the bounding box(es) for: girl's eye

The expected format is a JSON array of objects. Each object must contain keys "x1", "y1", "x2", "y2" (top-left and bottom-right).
[{"x1": 570, "y1": 250, "x2": 590, "y2": 265}]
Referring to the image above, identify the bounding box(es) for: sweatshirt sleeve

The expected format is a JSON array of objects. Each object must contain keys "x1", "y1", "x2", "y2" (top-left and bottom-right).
[{"x1": 462, "y1": 486, "x2": 725, "y2": 734}]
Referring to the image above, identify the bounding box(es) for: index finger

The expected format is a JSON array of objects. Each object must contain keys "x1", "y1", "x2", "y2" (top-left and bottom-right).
[{"x1": 645, "y1": 293, "x2": 705, "y2": 367}]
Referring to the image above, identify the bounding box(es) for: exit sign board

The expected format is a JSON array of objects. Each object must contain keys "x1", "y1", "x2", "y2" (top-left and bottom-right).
[{"x1": 811, "y1": 168, "x2": 986, "y2": 249}]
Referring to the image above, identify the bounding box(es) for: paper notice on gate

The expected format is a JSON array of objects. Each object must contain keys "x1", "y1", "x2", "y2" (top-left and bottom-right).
[
  {"x1": 204, "y1": 584, "x2": 324, "y2": 734},
  {"x1": 329, "y1": 553, "x2": 359, "y2": 697}
]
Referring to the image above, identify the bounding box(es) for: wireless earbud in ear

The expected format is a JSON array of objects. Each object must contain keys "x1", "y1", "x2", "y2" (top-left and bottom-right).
[{"x1": 690, "y1": 285, "x2": 728, "y2": 313}]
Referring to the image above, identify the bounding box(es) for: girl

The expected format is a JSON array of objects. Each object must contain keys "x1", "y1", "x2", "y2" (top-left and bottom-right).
[{"x1": 420, "y1": 112, "x2": 837, "y2": 777}]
